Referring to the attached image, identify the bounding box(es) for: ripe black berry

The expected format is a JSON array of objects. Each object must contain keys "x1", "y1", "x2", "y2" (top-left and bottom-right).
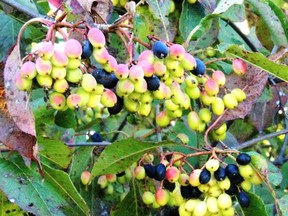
[
  {"x1": 154, "y1": 163, "x2": 166, "y2": 181},
  {"x1": 152, "y1": 41, "x2": 169, "y2": 59},
  {"x1": 236, "y1": 153, "x2": 251, "y2": 165},
  {"x1": 180, "y1": 185, "x2": 192, "y2": 199},
  {"x1": 229, "y1": 174, "x2": 244, "y2": 185},
  {"x1": 144, "y1": 164, "x2": 156, "y2": 178},
  {"x1": 92, "y1": 68, "x2": 118, "y2": 88},
  {"x1": 225, "y1": 184, "x2": 238, "y2": 195},
  {"x1": 163, "y1": 179, "x2": 175, "y2": 192},
  {"x1": 191, "y1": 58, "x2": 206, "y2": 76},
  {"x1": 91, "y1": 132, "x2": 103, "y2": 142},
  {"x1": 225, "y1": 164, "x2": 240, "y2": 179},
  {"x1": 116, "y1": 171, "x2": 125, "y2": 177},
  {"x1": 144, "y1": 75, "x2": 160, "y2": 91},
  {"x1": 190, "y1": 186, "x2": 202, "y2": 199},
  {"x1": 214, "y1": 167, "x2": 226, "y2": 181},
  {"x1": 108, "y1": 96, "x2": 123, "y2": 115},
  {"x1": 199, "y1": 168, "x2": 211, "y2": 184},
  {"x1": 81, "y1": 39, "x2": 93, "y2": 59},
  {"x1": 237, "y1": 191, "x2": 250, "y2": 208}
]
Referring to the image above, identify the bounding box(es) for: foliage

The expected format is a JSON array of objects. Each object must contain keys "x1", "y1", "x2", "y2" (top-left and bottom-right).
[{"x1": 0, "y1": 0, "x2": 288, "y2": 216}]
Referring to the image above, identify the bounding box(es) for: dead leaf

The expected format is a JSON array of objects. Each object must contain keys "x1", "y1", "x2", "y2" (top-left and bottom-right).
[
  {"x1": 77, "y1": 0, "x2": 113, "y2": 23},
  {"x1": 3, "y1": 45, "x2": 36, "y2": 137}
]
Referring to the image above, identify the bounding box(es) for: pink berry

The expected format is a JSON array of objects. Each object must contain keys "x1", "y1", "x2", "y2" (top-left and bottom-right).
[
  {"x1": 35, "y1": 57, "x2": 52, "y2": 75},
  {"x1": 103, "y1": 55, "x2": 118, "y2": 72},
  {"x1": 51, "y1": 50, "x2": 68, "y2": 67},
  {"x1": 87, "y1": 28, "x2": 106, "y2": 49},
  {"x1": 93, "y1": 48, "x2": 110, "y2": 64},
  {"x1": 166, "y1": 166, "x2": 180, "y2": 183},
  {"x1": 64, "y1": 39, "x2": 82, "y2": 58},
  {"x1": 155, "y1": 189, "x2": 170, "y2": 206},
  {"x1": 204, "y1": 78, "x2": 219, "y2": 96},
  {"x1": 100, "y1": 89, "x2": 117, "y2": 107},
  {"x1": 81, "y1": 170, "x2": 91, "y2": 185},
  {"x1": 37, "y1": 41, "x2": 54, "y2": 60},
  {"x1": 169, "y1": 44, "x2": 185, "y2": 61},
  {"x1": 15, "y1": 73, "x2": 32, "y2": 91},
  {"x1": 138, "y1": 50, "x2": 154, "y2": 64},
  {"x1": 129, "y1": 65, "x2": 144, "y2": 82},
  {"x1": 212, "y1": 70, "x2": 226, "y2": 86},
  {"x1": 138, "y1": 60, "x2": 155, "y2": 77},
  {"x1": 232, "y1": 58, "x2": 247, "y2": 75},
  {"x1": 49, "y1": 92, "x2": 66, "y2": 110},
  {"x1": 20, "y1": 61, "x2": 37, "y2": 79},
  {"x1": 181, "y1": 53, "x2": 196, "y2": 70}
]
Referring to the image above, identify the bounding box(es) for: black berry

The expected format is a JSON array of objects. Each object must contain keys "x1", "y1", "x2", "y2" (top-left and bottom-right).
[
  {"x1": 152, "y1": 41, "x2": 169, "y2": 59},
  {"x1": 225, "y1": 164, "x2": 240, "y2": 179},
  {"x1": 81, "y1": 39, "x2": 93, "y2": 59},
  {"x1": 199, "y1": 168, "x2": 211, "y2": 184},
  {"x1": 237, "y1": 191, "x2": 250, "y2": 208},
  {"x1": 91, "y1": 132, "x2": 103, "y2": 142},
  {"x1": 236, "y1": 153, "x2": 251, "y2": 165},
  {"x1": 144, "y1": 164, "x2": 156, "y2": 178},
  {"x1": 108, "y1": 96, "x2": 123, "y2": 115},
  {"x1": 116, "y1": 171, "x2": 125, "y2": 177},
  {"x1": 225, "y1": 184, "x2": 238, "y2": 195},
  {"x1": 154, "y1": 163, "x2": 166, "y2": 181},
  {"x1": 214, "y1": 167, "x2": 226, "y2": 181},
  {"x1": 191, "y1": 58, "x2": 206, "y2": 76},
  {"x1": 163, "y1": 179, "x2": 175, "y2": 192},
  {"x1": 144, "y1": 75, "x2": 160, "y2": 91},
  {"x1": 92, "y1": 68, "x2": 118, "y2": 88}
]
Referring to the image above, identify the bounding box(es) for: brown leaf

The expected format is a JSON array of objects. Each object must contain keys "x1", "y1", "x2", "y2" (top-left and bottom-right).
[
  {"x1": 3, "y1": 45, "x2": 36, "y2": 137},
  {"x1": 77, "y1": 0, "x2": 113, "y2": 23}
]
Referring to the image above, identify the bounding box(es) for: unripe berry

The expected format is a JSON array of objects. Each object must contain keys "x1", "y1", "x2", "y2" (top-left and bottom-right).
[
  {"x1": 206, "y1": 196, "x2": 219, "y2": 213},
  {"x1": 221, "y1": 207, "x2": 235, "y2": 216},
  {"x1": 223, "y1": 93, "x2": 238, "y2": 109},
  {"x1": 185, "y1": 199, "x2": 199, "y2": 212},
  {"x1": 76, "y1": 87, "x2": 90, "y2": 107},
  {"x1": 67, "y1": 58, "x2": 81, "y2": 69},
  {"x1": 138, "y1": 50, "x2": 154, "y2": 63},
  {"x1": 20, "y1": 61, "x2": 37, "y2": 79},
  {"x1": 81, "y1": 171, "x2": 91, "y2": 185},
  {"x1": 206, "y1": 46, "x2": 216, "y2": 57},
  {"x1": 208, "y1": 185, "x2": 222, "y2": 197},
  {"x1": 217, "y1": 193, "x2": 232, "y2": 210},
  {"x1": 142, "y1": 191, "x2": 155, "y2": 205},
  {"x1": 137, "y1": 103, "x2": 151, "y2": 116},
  {"x1": 166, "y1": 166, "x2": 180, "y2": 183},
  {"x1": 204, "y1": 78, "x2": 219, "y2": 96},
  {"x1": 15, "y1": 74, "x2": 32, "y2": 91},
  {"x1": 189, "y1": 169, "x2": 201, "y2": 187},
  {"x1": 181, "y1": 53, "x2": 196, "y2": 71},
  {"x1": 106, "y1": 183, "x2": 114, "y2": 195},
  {"x1": 179, "y1": 202, "x2": 192, "y2": 216},
  {"x1": 153, "y1": 82, "x2": 170, "y2": 100},
  {"x1": 178, "y1": 173, "x2": 190, "y2": 186},
  {"x1": 187, "y1": 111, "x2": 200, "y2": 131},
  {"x1": 198, "y1": 108, "x2": 212, "y2": 124},
  {"x1": 212, "y1": 70, "x2": 226, "y2": 86},
  {"x1": 133, "y1": 78, "x2": 147, "y2": 93},
  {"x1": 36, "y1": 74, "x2": 53, "y2": 88},
  {"x1": 93, "y1": 48, "x2": 110, "y2": 64},
  {"x1": 240, "y1": 180, "x2": 252, "y2": 191},
  {"x1": 231, "y1": 88, "x2": 246, "y2": 102},
  {"x1": 115, "y1": 64, "x2": 129, "y2": 79},
  {"x1": 66, "y1": 94, "x2": 82, "y2": 109},
  {"x1": 239, "y1": 165, "x2": 254, "y2": 179},
  {"x1": 35, "y1": 57, "x2": 52, "y2": 75},
  {"x1": 205, "y1": 159, "x2": 220, "y2": 172},
  {"x1": 185, "y1": 86, "x2": 201, "y2": 99},
  {"x1": 81, "y1": 73, "x2": 97, "y2": 93},
  {"x1": 153, "y1": 60, "x2": 167, "y2": 77},
  {"x1": 134, "y1": 166, "x2": 146, "y2": 180},
  {"x1": 250, "y1": 171, "x2": 262, "y2": 185},
  {"x1": 37, "y1": 41, "x2": 54, "y2": 60},
  {"x1": 176, "y1": 133, "x2": 189, "y2": 144},
  {"x1": 103, "y1": 55, "x2": 118, "y2": 72},
  {"x1": 164, "y1": 99, "x2": 179, "y2": 111},
  {"x1": 97, "y1": 175, "x2": 108, "y2": 189},
  {"x1": 129, "y1": 65, "x2": 144, "y2": 82},
  {"x1": 215, "y1": 123, "x2": 227, "y2": 135},
  {"x1": 51, "y1": 67, "x2": 66, "y2": 80},
  {"x1": 233, "y1": 58, "x2": 247, "y2": 75},
  {"x1": 87, "y1": 93, "x2": 101, "y2": 108},
  {"x1": 124, "y1": 97, "x2": 138, "y2": 112},
  {"x1": 116, "y1": 79, "x2": 134, "y2": 97},
  {"x1": 155, "y1": 189, "x2": 170, "y2": 206},
  {"x1": 88, "y1": 28, "x2": 106, "y2": 49},
  {"x1": 198, "y1": 184, "x2": 209, "y2": 193},
  {"x1": 193, "y1": 201, "x2": 207, "y2": 216},
  {"x1": 49, "y1": 92, "x2": 66, "y2": 110},
  {"x1": 66, "y1": 68, "x2": 83, "y2": 83},
  {"x1": 138, "y1": 60, "x2": 155, "y2": 77},
  {"x1": 51, "y1": 50, "x2": 68, "y2": 67},
  {"x1": 156, "y1": 111, "x2": 171, "y2": 127},
  {"x1": 212, "y1": 97, "x2": 225, "y2": 116},
  {"x1": 64, "y1": 39, "x2": 82, "y2": 58},
  {"x1": 100, "y1": 89, "x2": 117, "y2": 107},
  {"x1": 152, "y1": 41, "x2": 169, "y2": 59},
  {"x1": 185, "y1": 75, "x2": 198, "y2": 88},
  {"x1": 169, "y1": 44, "x2": 185, "y2": 61}
]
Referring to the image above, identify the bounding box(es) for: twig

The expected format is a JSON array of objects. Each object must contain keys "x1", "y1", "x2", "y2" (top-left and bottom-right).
[
  {"x1": 65, "y1": 141, "x2": 111, "y2": 147},
  {"x1": 236, "y1": 128, "x2": 288, "y2": 150},
  {"x1": 111, "y1": 113, "x2": 129, "y2": 142}
]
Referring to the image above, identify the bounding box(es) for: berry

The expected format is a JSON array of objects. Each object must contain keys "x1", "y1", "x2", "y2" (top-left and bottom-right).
[
  {"x1": 215, "y1": 123, "x2": 227, "y2": 135},
  {"x1": 20, "y1": 61, "x2": 37, "y2": 79},
  {"x1": 204, "y1": 78, "x2": 219, "y2": 96},
  {"x1": 156, "y1": 111, "x2": 171, "y2": 127},
  {"x1": 239, "y1": 165, "x2": 254, "y2": 179},
  {"x1": 153, "y1": 60, "x2": 167, "y2": 77},
  {"x1": 206, "y1": 46, "x2": 216, "y2": 57},
  {"x1": 236, "y1": 153, "x2": 251, "y2": 165},
  {"x1": 237, "y1": 191, "x2": 250, "y2": 208},
  {"x1": 97, "y1": 175, "x2": 108, "y2": 189},
  {"x1": 152, "y1": 41, "x2": 169, "y2": 59},
  {"x1": 163, "y1": 179, "x2": 175, "y2": 192},
  {"x1": 223, "y1": 93, "x2": 238, "y2": 109},
  {"x1": 91, "y1": 132, "x2": 103, "y2": 142},
  {"x1": 206, "y1": 196, "x2": 219, "y2": 214},
  {"x1": 15, "y1": 74, "x2": 32, "y2": 91},
  {"x1": 115, "y1": 64, "x2": 129, "y2": 79},
  {"x1": 181, "y1": 53, "x2": 196, "y2": 71},
  {"x1": 198, "y1": 108, "x2": 212, "y2": 124},
  {"x1": 191, "y1": 58, "x2": 206, "y2": 76},
  {"x1": 103, "y1": 55, "x2": 118, "y2": 72},
  {"x1": 142, "y1": 191, "x2": 155, "y2": 205},
  {"x1": 217, "y1": 193, "x2": 232, "y2": 210},
  {"x1": 87, "y1": 28, "x2": 106, "y2": 49},
  {"x1": 66, "y1": 68, "x2": 83, "y2": 83},
  {"x1": 144, "y1": 164, "x2": 156, "y2": 178},
  {"x1": 108, "y1": 96, "x2": 124, "y2": 115},
  {"x1": 155, "y1": 163, "x2": 166, "y2": 181},
  {"x1": 189, "y1": 169, "x2": 201, "y2": 186},
  {"x1": 64, "y1": 39, "x2": 82, "y2": 58},
  {"x1": 185, "y1": 86, "x2": 201, "y2": 99},
  {"x1": 138, "y1": 50, "x2": 154, "y2": 63},
  {"x1": 93, "y1": 68, "x2": 118, "y2": 89},
  {"x1": 225, "y1": 183, "x2": 238, "y2": 195},
  {"x1": 205, "y1": 159, "x2": 220, "y2": 172},
  {"x1": 185, "y1": 199, "x2": 199, "y2": 212},
  {"x1": 145, "y1": 75, "x2": 160, "y2": 91},
  {"x1": 51, "y1": 67, "x2": 67, "y2": 80},
  {"x1": 138, "y1": 60, "x2": 155, "y2": 77},
  {"x1": 81, "y1": 171, "x2": 91, "y2": 185},
  {"x1": 233, "y1": 58, "x2": 247, "y2": 75},
  {"x1": 169, "y1": 44, "x2": 185, "y2": 61},
  {"x1": 214, "y1": 167, "x2": 226, "y2": 181},
  {"x1": 51, "y1": 50, "x2": 68, "y2": 67},
  {"x1": 106, "y1": 174, "x2": 117, "y2": 183},
  {"x1": 116, "y1": 79, "x2": 134, "y2": 97},
  {"x1": 199, "y1": 168, "x2": 211, "y2": 184},
  {"x1": 155, "y1": 189, "x2": 170, "y2": 206},
  {"x1": 66, "y1": 94, "x2": 82, "y2": 109},
  {"x1": 166, "y1": 166, "x2": 180, "y2": 183},
  {"x1": 81, "y1": 73, "x2": 97, "y2": 93},
  {"x1": 37, "y1": 41, "x2": 54, "y2": 60},
  {"x1": 49, "y1": 92, "x2": 66, "y2": 110},
  {"x1": 53, "y1": 79, "x2": 69, "y2": 93},
  {"x1": 35, "y1": 57, "x2": 52, "y2": 75},
  {"x1": 212, "y1": 70, "x2": 226, "y2": 87},
  {"x1": 176, "y1": 133, "x2": 189, "y2": 144},
  {"x1": 225, "y1": 164, "x2": 239, "y2": 179},
  {"x1": 67, "y1": 58, "x2": 81, "y2": 69},
  {"x1": 187, "y1": 111, "x2": 200, "y2": 131},
  {"x1": 231, "y1": 88, "x2": 246, "y2": 102},
  {"x1": 36, "y1": 74, "x2": 53, "y2": 88},
  {"x1": 100, "y1": 89, "x2": 117, "y2": 107},
  {"x1": 211, "y1": 97, "x2": 225, "y2": 116},
  {"x1": 81, "y1": 39, "x2": 93, "y2": 59},
  {"x1": 135, "y1": 166, "x2": 146, "y2": 180},
  {"x1": 193, "y1": 201, "x2": 207, "y2": 216}
]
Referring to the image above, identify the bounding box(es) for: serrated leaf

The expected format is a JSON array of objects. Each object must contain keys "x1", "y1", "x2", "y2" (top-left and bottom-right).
[
  {"x1": 111, "y1": 180, "x2": 148, "y2": 216},
  {"x1": 226, "y1": 45, "x2": 288, "y2": 82},
  {"x1": 240, "y1": 192, "x2": 268, "y2": 216},
  {"x1": 90, "y1": 138, "x2": 177, "y2": 179},
  {"x1": 0, "y1": 156, "x2": 89, "y2": 216},
  {"x1": 246, "y1": 0, "x2": 288, "y2": 47},
  {"x1": 179, "y1": 1, "x2": 205, "y2": 41},
  {"x1": 212, "y1": 0, "x2": 243, "y2": 14}
]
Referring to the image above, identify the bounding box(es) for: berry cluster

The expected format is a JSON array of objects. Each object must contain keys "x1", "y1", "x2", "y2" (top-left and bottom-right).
[{"x1": 133, "y1": 152, "x2": 261, "y2": 215}]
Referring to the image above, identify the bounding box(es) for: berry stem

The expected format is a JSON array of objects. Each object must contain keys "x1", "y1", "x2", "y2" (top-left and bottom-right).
[{"x1": 204, "y1": 57, "x2": 232, "y2": 65}]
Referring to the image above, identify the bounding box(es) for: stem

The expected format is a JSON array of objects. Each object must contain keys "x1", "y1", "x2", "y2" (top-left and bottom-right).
[
  {"x1": 111, "y1": 113, "x2": 128, "y2": 142},
  {"x1": 65, "y1": 141, "x2": 111, "y2": 147},
  {"x1": 236, "y1": 128, "x2": 288, "y2": 150},
  {"x1": 205, "y1": 57, "x2": 232, "y2": 65}
]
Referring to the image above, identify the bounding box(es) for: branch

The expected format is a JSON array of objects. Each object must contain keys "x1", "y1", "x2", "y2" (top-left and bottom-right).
[
  {"x1": 236, "y1": 128, "x2": 288, "y2": 150},
  {"x1": 0, "y1": 0, "x2": 45, "y2": 19}
]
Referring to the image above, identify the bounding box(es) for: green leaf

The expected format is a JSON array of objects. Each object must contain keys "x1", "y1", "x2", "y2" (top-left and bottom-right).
[
  {"x1": 212, "y1": 0, "x2": 244, "y2": 14},
  {"x1": 179, "y1": 1, "x2": 205, "y2": 41},
  {"x1": 54, "y1": 109, "x2": 77, "y2": 128},
  {"x1": 240, "y1": 192, "x2": 268, "y2": 216},
  {"x1": 111, "y1": 180, "x2": 148, "y2": 216},
  {"x1": 0, "y1": 156, "x2": 89, "y2": 216},
  {"x1": 226, "y1": 45, "x2": 288, "y2": 82},
  {"x1": 266, "y1": 159, "x2": 282, "y2": 186},
  {"x1": 279, "y1": 195, "x2": 288, "y2": 215},
  {"x1": 280, "y1": 161, "x2": 288, "y2": 189},
  {"x1": 90, "y1": 138, "x2": 177, "y2": 179},
  {"x1": 0, "y1": 190, "x2": 27, "y2": 216},
  {"x1": 246, "y1": 0, "x2": 288, "y2": 47},
  {"x1": 221, "y1": 4, "x2": 246, "y2": 22}
]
